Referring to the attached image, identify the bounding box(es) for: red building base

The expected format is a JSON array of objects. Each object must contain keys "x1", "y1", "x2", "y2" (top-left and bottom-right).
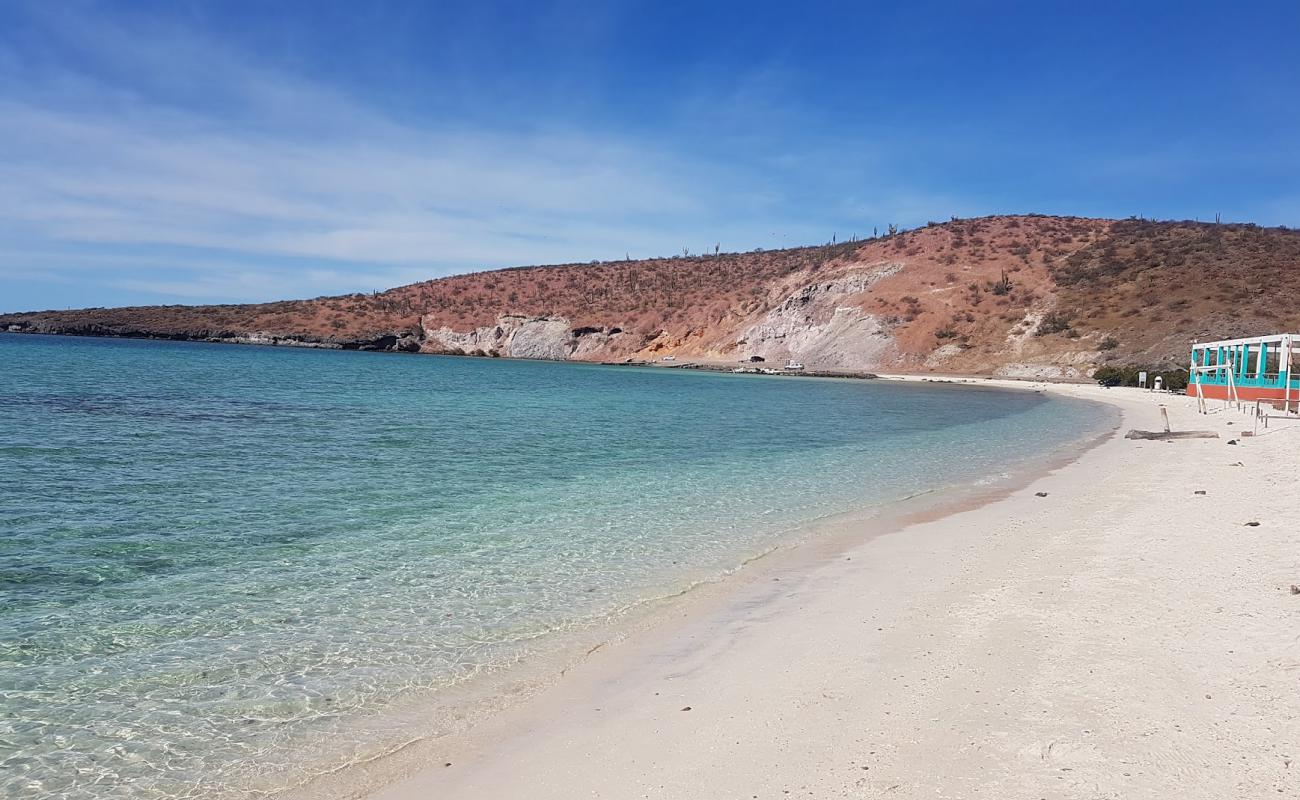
[{"x1": 1187, "y1": 384, "x2": 1293, "y2": 404}]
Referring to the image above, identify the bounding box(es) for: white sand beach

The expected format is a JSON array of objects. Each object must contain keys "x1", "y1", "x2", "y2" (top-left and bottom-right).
[{"x1": 351, "y1": 382, "x2": 1299, "y2": 800}]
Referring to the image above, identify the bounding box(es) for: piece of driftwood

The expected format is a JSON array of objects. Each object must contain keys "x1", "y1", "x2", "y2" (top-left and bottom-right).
[{"x1": 1124, "y1": 430, "x2": 1220, "y2": 440}]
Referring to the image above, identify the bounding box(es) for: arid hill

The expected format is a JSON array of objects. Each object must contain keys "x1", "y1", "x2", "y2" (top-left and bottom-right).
[{"x1": 5, "y1": 215, "x2": 1297, "y2": 378}]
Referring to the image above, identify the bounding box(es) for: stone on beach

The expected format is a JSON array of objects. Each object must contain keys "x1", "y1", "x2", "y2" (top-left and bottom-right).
[{"x1": 1124, "y1": 429, "x2": 1219, "y2": 440}]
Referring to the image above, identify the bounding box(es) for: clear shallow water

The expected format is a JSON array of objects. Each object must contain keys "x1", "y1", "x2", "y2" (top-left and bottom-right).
[{"x1": 0, "y1": 333, "x2": 1113, "y2": 798}]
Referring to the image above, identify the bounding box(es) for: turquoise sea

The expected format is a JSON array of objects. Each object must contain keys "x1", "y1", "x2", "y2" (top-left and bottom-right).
[{"x1": 0, "y1": 333, "x2": 1114, "y2": 799}]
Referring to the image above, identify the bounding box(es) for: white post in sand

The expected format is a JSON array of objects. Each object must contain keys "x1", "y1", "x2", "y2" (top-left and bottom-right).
[{"x1": 1279, "y1": 335, "x2": 1289, "y2": 416}]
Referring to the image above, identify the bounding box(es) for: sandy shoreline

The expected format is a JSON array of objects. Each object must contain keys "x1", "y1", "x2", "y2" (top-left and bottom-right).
[{"x1": 318, "y1": 380, "x2": 1298, "y2": 799}]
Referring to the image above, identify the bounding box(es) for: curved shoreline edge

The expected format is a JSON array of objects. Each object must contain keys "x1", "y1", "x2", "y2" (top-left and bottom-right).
[
  {"x1": 285, "y1": 379, "x2": 1244, "y2": 800},
  {"x1": 332, "y1": 380, "x2": 1298, "y2": 799}
]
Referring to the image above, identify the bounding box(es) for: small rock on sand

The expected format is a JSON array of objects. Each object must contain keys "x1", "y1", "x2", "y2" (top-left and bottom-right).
[
  {"x1": 1245, "y1": 521, "x2": 1261, "y2": 527},
  {"x1": 1290, "y1": 585, "x2": 1300, "y2": 595},
  {"x1": 1194, "y1": 490, "x2": 1207, "y2": 495},
  {"x1": 1035, "y1": 491, "x2": 1049, "y2": 498}
]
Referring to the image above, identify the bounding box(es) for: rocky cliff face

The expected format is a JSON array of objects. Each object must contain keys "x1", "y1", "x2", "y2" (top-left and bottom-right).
[
  {"x1": 420, "y1": 314, "x2": 626, "y2": 360},
  {"x1": 6, "y1": 216, "x2": 1299, "y2": 376},
  {"x1": 735, "y1": 264, "x2": 902, "y2": 369}
]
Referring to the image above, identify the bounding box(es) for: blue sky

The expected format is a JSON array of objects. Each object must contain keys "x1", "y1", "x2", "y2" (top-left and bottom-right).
[{"x1": 2, "y1": 0, "x2": 1298, "y2": 312}]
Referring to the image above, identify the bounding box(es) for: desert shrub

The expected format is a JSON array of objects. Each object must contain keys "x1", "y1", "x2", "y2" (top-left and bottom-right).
[
  {"x1": 1036, "y1": 311, "x2": 1074, "y2": 336},
  {"x1": 1093, "y1": 365, "x2": 1188, "y2": 392},
  {"x1": 1093, "y1": 366, "x2": 1125, "y2": 387}
]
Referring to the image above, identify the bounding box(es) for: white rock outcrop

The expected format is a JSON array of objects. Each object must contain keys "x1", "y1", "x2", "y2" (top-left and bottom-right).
[
  {"x1": 420, "y1": 315, "x2": 622, "y2": 360},
  {"x1": 736, "y1": 264, "x2": 903, "y2": 370},
  {"x1": 992, "y1": 361, "x2": 1086, "y2": 380}
]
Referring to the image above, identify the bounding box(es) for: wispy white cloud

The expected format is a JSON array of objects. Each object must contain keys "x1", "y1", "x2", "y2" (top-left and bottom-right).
[
  {"x1": 106, "y1": 264, "x2": 435, "y2": 302},
  {"x1": 0, "y1": 69, "x2": 802, "y2": 304},
  {"x1": 0, "y1": 94, "x2": 729, "y2": 258},
  {"x1": 0, "y1": 3, "x2": 962, "y2": 309}
]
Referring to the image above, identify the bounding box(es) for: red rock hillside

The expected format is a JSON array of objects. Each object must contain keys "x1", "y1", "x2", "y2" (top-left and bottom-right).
[{"x1": 5, "y1": 215, "x2": 1299, "y2": 379}]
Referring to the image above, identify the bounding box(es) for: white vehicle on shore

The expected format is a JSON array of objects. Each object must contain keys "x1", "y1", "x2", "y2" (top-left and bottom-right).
[{"x1": 783, "y1": 361, "x2": 805, "y2": 371}]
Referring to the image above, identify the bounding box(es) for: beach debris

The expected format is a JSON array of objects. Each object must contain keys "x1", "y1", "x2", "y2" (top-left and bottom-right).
[
  {"x1": 1245, "y1": 521, "x2": 1261, "y2": 527},
  {"x1": 1124, "y1": 429, "x2": 1218, "y2": 440},
  {"x1": 681, "y1": 706, "x2": 692, "y2": 711},
  {"x1": 1230, "y1": 461, "x2": 1244, "y2": 467},
  {"x1": 1227, "y1": 439, "x2": 1238, "y2": 445},
  {"x1": 444, "y1": 762, "x2": 452, "y2": 767},
  {"x1": 1290, "y1": 585, "x2": 1300, "y2": 595},
  {"x1": 1194, "y1": 490, "x2": 1207, "y2": 495},
  {"x1": 1034, "y1": 491, "x2": 1049, "y2": 497}
]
